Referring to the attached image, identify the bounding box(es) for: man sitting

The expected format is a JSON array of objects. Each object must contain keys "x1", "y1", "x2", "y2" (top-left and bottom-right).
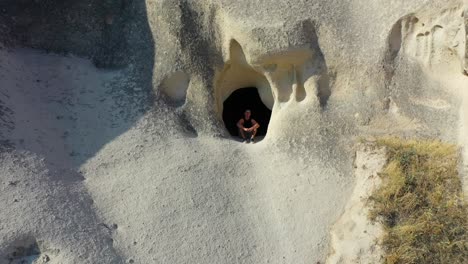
[{"x1": 237, "y1": 109, "x2": 260, "y2": 143}]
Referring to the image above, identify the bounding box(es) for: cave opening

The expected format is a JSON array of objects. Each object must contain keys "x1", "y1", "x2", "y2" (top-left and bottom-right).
[{"x1": 222, "y1": 87, "x2": 272, "y2": 138}]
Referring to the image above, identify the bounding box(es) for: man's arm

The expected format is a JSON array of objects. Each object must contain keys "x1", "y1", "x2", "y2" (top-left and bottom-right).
[
  {"x1": 248, "y1": 119, "x2": 260, "y2": 131},
  {"x1": 237, "y1": 119, "x2": 246, "y2": 130}
]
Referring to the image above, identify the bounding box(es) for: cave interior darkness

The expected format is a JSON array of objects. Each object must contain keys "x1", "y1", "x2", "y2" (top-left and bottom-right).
[{"x1": 222, "y1": 87, "x2": 272, "y2": 137}]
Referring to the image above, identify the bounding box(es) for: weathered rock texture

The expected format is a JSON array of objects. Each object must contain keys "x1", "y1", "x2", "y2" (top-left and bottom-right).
[
  {"x1": 0, "y1": 0, "x2": 467, "y2": 263},
  {"x1": 327, "y1": 143, "x2": 387, "y2": 264}
]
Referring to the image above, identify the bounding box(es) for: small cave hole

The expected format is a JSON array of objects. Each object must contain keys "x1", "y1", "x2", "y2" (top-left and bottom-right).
[
  {"x1": 222, "y1": 87, "x2": 272, "y2": 138},
  {"x1": 6, "y1": 239, "x2": 41, "y2": 264},
  {"x1": 161, "y1": 71, "x2": 190, "y2": 107}
]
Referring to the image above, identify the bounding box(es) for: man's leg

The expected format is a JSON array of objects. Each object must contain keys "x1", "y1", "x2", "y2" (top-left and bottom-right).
[
  {"x1": 239, "y1": 128, "x2": 246, "y2": 141},
  {"x1": 250, "y1": 129, "x2": 257, "y2": 142},
  {"x1": 246, "y1": 131, "x2": 253, "y2": 142},
  {"x1": 251, "y1": 129, "x2": 257, "y2": 139}
]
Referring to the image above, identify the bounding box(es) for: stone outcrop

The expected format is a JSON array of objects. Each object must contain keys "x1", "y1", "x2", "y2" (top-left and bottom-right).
[
  {"x1": 0, "y1": 0, "x2": 467, "y2": 263},
  {"x1": 465, "y1": 5, "x2": 468, "y2": 75}
]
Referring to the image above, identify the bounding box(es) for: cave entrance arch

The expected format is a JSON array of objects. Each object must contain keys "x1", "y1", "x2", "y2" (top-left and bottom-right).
[{"x1": 222, "y1": 87, "x2": 272, "y2": 137}]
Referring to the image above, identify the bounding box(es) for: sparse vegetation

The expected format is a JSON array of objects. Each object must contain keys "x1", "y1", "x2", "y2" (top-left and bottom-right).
[{"x1": 369, "y1": 138, "x2": 468, "y2": 264}]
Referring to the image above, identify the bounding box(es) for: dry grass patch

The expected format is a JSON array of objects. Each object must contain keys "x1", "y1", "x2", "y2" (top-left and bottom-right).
[{"x1": 369, "y1": 138, "x2": 467, "y2": 264}]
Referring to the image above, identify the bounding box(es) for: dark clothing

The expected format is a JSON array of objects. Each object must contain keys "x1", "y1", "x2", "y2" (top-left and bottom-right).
[
  {"x1": 239, "y1": 118, "x2": 256, "y2": 139},
  {"x1": 239, "y1": 128, "x2": 253, "y2": 139},
  {"x1": 238, "y1": 117, "x2": 256, "y2": 139},
  {"x1": 242, "y1": 118, "x2": 253, "y2": 128}
]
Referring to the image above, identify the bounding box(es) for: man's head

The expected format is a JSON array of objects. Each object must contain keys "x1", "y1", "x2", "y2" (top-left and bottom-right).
[{"x1": 244, "y1": 109, "x2": 251, "y2": 119}]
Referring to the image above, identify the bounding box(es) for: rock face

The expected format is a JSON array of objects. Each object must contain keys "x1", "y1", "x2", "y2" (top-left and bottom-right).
[
  {"x1": 326, "y1": 144, "x2": 387, "y2": 264},
  {"x1": 0, "y1": 0, "x2": 467, "y2": 263}
]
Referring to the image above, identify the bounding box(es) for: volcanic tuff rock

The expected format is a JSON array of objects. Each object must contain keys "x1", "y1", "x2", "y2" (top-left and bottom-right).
[{"x1": 0, "y1": 0, "x2": 467, "y2": 263}]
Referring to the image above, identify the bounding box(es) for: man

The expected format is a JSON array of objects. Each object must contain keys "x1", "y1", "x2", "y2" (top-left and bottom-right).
[{"x1": 237, "y1": 109, "x2": 260, "y2": 143}]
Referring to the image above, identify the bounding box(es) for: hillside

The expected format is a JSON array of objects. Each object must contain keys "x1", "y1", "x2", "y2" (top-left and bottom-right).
[{"x1": 0, "y1": 0, "x2": 467, "y2": 263}]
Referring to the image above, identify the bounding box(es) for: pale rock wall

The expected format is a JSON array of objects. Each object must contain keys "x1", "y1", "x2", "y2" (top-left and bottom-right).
[
  {"x1": 0, "y1": 0, "x2": 467, "y2": 263},
  {"x1": 148, "y1": 0, "x2": 467, "y2": 144},
  {"x1": 326, "y1": 144, "x2": 387, "y2": 264}
]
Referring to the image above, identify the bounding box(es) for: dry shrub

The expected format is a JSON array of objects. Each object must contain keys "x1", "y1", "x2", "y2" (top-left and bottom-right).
[{"x1": 369, "y1": 138, "x2": 468, "y2": 264}]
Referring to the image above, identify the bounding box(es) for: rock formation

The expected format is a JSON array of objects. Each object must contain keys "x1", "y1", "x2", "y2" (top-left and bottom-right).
[{"x1": 0, "y1": 0, "x2": 466, "y2": 263}]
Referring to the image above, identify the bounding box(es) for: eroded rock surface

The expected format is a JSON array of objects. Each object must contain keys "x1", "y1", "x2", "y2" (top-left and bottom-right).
[{"x1": 0, "y1": 0, "x2": 467, "y2": 263}]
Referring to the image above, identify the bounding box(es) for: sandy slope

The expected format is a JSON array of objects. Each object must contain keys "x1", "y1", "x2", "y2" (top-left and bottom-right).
[
  {"x1": 0, "y1": 48, "x2": 125, "y2": 263},
  {"x1": 1, "y1": 4, "x2": 467, "y2": 258},
  {"x1": 326, "y1": 144, "x2": 386, "y2": 264},
  {"x1": 1, "y1": 48, "x2": 353, "y2": 263},
  {"x1": 82, "y1": 126, "x2": 352, "y2": 263}
]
